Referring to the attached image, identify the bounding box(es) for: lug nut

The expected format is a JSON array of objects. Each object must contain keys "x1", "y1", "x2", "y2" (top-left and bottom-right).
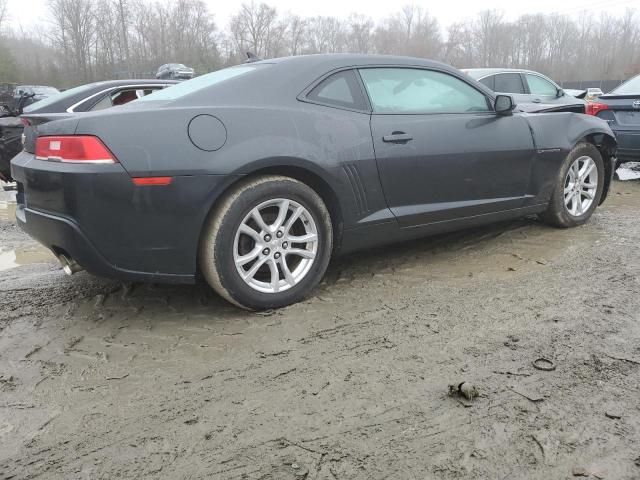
[
  {"x1": 263, "y1": 248, "x2": 270, "y2": 255},
  {"x1": 282, "y1": 242, "x2": 288, "y2": 249},
  {"x1": 274, "y1": 252, "x2": 281, "y2": 259},
  {"x1": 276, "y1": 231, "x2": 283, "y2": 238},
  {"x1": 264, "y1": 234, "x2": 272, "y2": 242}
]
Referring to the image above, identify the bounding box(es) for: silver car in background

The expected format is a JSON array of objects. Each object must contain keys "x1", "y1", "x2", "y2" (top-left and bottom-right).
[
  {"x1": 463, "y1": 68, "x2": 586, "y2": 114},
  {"x1": 156, "y1": 63, "x2": 195, "y2": 81}
]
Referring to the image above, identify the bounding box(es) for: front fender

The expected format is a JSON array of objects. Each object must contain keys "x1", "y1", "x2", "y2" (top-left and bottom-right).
[
  {"x1": 524, "y1": 112, "x2": 616, "y2": 150},
  {"x1": 523, "y1": 112, "x2": 617, "y2": 206}
]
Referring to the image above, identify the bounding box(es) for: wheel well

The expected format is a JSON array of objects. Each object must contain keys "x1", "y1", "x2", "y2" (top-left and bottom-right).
[
  {"x1": 580, "y1": 133, "x2": 617, "y2": 205},
  {"x1": 208, "y1": 165, "x2": 344, "y2": 253}
]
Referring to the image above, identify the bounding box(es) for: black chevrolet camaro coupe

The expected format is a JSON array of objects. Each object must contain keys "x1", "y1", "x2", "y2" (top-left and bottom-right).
[{"x1": 11, "y1": 54, "x2": 617, "y2": 310}]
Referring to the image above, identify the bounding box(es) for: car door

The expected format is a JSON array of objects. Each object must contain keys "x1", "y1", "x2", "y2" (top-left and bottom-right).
[
  {"x1": 359, "y1": 67, "x2": 536, "y2": 227},
  {"x1": 523, "y1": 73, "x2": 561, "y2": 107}
]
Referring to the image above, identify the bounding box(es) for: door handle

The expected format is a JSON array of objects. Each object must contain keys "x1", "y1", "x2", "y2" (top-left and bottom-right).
[
  {"x1": 382, "y1": 132, "x2": 413, "y2": 143},
  {"x1": 531, "y1": 98, "x2": 542, "y2": 103}
]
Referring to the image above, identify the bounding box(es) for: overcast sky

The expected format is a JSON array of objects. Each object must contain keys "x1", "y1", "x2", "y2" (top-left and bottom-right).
[{"x1": 6, "y1": 0, "x2": 640, "y2": 31}]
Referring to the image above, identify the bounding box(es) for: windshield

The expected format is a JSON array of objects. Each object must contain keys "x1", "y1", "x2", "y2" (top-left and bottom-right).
[
  {"x1": 610, "y1": 75, "x2": 640, "y2": 95},
  {"x1": 32, "y1": 86, "x2": 60, "y2": 95},
  {"x1": 139, "y1": 65, "x2": 261, "y2": 102},
  {"x1": 23, "y1": 83, "x2": 99, "y2": 112}
]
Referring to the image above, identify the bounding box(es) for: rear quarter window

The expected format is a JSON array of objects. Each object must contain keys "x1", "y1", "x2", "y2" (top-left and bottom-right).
[{"x1": 306, "y1": 70, "x2": 369, "y2": 111}]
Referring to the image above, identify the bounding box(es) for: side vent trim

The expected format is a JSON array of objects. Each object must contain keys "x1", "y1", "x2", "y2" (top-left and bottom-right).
[{"x1": 343, "y1": 164, "x2": 369, "y2": 215}]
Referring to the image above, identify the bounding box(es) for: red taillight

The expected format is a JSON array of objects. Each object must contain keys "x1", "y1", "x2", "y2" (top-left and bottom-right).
[
  {"x1": 132, "y1": 177, "x2": 173, "y2": 186},
  {"x1": 585, "y1": 102, "x2": 609, "y2": 116},
  {"x1": 35, "y1": 135, "x2": 117, "y2": 164}
]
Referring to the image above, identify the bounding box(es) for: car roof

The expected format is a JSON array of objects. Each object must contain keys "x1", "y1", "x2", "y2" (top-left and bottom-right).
[
  {"x1": 251, "y1": 53, "x2": 451, "y2": 69},
  {"x1": 166, "y1": 53, "x2": 482, "y2": 108},
  {"x1": 463, "y1": 68, "x2": 546, "y2": 79},
  {"x1": 76, "y1": 79, "x2": 178, "y2": 88},
  {"x1": 75, "y1": 54, "x2": 497, "y2": 115}
]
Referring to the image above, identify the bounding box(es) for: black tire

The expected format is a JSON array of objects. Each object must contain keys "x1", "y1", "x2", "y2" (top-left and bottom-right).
[
  {"x1": 538, "y1": 142, "x2": 604, "y2": 228},
  {"x1": 199, "y1": 175, "x2": 333, "y2": 310}
]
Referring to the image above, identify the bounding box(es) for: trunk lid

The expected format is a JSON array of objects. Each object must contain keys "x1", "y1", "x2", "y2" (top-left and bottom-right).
[
  {"x1": 597, "y1": 94, "x2": 640, "y2": 128},
  {"x1": 21, "y1": 113, "x2": 76, "y2": 153}
]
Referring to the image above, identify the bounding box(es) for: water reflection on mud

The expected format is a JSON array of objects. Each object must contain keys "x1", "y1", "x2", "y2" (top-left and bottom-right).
[{"x1": 1, "y1": 185, "x2": 55, "y2": 270}]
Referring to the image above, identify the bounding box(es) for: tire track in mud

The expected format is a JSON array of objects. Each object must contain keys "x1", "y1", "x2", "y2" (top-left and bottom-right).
[{"x1": 1, "y1": 181, "x2": 640, "y2": 479}]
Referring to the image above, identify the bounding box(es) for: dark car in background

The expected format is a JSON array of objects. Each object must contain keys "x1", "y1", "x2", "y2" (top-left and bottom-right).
[
  {"x1": 11, "y1": 54, "x2": 616, "y2": 310},
  {"x1": 156, "y1": 63, "x2": 195, "y2": 80},
  {"x1": 0, "y1": 79, "x2": 175, "y2": 181},
  {"x1": 22, "y1": 79, "x2": 176, "y2": 114},
  {"x1": 0, "y1": 83, "x2": 17, "y2": 111},
  {"x1": 463, "y1": 68, "x2": 587, "y2": 113},
  {"x1": 587, "y1": 74, "x2": 640, "y2": 167},
  {"x1": 13, "y1": 85, "x2": 60, "y2": 109}
]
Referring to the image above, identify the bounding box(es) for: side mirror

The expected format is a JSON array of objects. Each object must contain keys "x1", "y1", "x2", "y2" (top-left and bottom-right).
[
  {"x1": 495, "y1": 95, "x2": 515, "y2": 115},
  {"x1": 556, "y1": 88, "x2": 564, "y2": 98}
]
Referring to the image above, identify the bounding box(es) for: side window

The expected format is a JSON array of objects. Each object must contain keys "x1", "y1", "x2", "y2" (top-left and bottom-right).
[
  {"x1": 494, "y1": 73, "x2": 525, "y2": 94},
  {"x1": 525, "y1": 74, "x2": 558, "y2": 96},
  {"x1": 359, "y1": 68, "x2": 490, "y2": 114},
  {"x1": 307, "y1": 70, "x2": 369, "y2": 111},
  {"x1": 89, "y1": 87, "x2": 165, "y2": 111},
  {"x1": 111, "y1": 89, "x2": 139, "y2": 106},
  {"x1": 91, "y1": 95, "x2": 113, "y2": 111},
  {"x1": 138, "y1": 87, "x2": 164, "y2": 97},
  {"x1": 479, "y1": 75, "x2": 495, "y2": 90}
]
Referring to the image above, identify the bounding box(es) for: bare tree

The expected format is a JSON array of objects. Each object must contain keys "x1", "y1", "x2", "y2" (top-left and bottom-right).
[
  {"x1": 374, "y1": 5, "x2": 441, "y2": 58},
  {"x1": 116, "y1": 0, "x2": 130, "y2": 73},
  {"x1": 345, "y1": 14, "x2": 374, "y2": 54},
  {"x1": 0, "y1": 0, "x2": 8, "y2": 33},
  {"x1": 1, "y1": 1, "x2": 639, "y2": 88},
  {"x1": 282, "y1": 14, "x2": 306, "y2": 56},
  {"x1": 48, "y1": 0, "x2": 96, "y2": 82},
  {"x1": 229, "y1": 2, "x2": 283, "y2": 59},
  {"x1": 306, "y1": 16, "x2": 345, "y2": 53}
]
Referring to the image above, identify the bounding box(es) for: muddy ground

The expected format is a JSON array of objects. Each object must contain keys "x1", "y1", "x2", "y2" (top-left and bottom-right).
[{"x1": 1, "y1": 174, "x2": 640, "y2": 480}]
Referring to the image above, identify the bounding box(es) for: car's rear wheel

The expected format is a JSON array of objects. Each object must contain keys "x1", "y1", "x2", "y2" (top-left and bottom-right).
[
  {"x1": 199, "y1": 175, "x2": 333, "y2": 310},
  {"x1": 538, "y1": 142, "x2": 604, "y2": 228}
]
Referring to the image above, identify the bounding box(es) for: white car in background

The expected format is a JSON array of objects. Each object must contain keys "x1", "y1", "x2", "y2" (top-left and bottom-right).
[{"x1": 585, "y1": 87, "x2": 604, "y2": 101}]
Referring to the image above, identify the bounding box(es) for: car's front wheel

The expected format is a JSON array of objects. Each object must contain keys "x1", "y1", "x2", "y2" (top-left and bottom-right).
[
  {"x1": 539, "y1": 142, "x2": 604, "y2": 228},
  {"x1": 199, "y1": 175, "x2": 333, "y2": 310}
]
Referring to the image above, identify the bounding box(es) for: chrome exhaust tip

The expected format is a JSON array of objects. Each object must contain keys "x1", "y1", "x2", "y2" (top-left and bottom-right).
[{"x1": 58, "y1": 254, "x2": 83, "y2": 275}]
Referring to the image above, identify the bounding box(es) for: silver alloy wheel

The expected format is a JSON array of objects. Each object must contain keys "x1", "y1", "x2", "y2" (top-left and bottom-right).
[
  {"x1": 564, "y1": 155, "x2": 598, "y2": 217},
  {"x1": 233, "y1": 198, "x2": 319, "y2": 293}
]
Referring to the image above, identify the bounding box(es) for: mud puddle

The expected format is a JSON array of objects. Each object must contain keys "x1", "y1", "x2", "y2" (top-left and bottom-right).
[
  {"x1": 0, "y1": 187, "x2": 55, "y2": 270},
  {"x1": 0, "y1": 189, "x2": 16, "y2": 223},
  {"x1": 0, "y1": 245, "x2": 55, "y2": 271}
]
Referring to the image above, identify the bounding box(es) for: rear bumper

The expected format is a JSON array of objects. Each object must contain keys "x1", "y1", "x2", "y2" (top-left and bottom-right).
[
  {"x1": 611, "y1": 129, "x2": 640, "y2": 163},
  {"x1": 617, "y1": 149, "x2": 640, "y2": 164},
  {"x1": 11, "y1": 150, "x2": 238, "y2": 284},
  {"x1": 15, "y1": 204, "x2": 194, "y2": 283}
]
